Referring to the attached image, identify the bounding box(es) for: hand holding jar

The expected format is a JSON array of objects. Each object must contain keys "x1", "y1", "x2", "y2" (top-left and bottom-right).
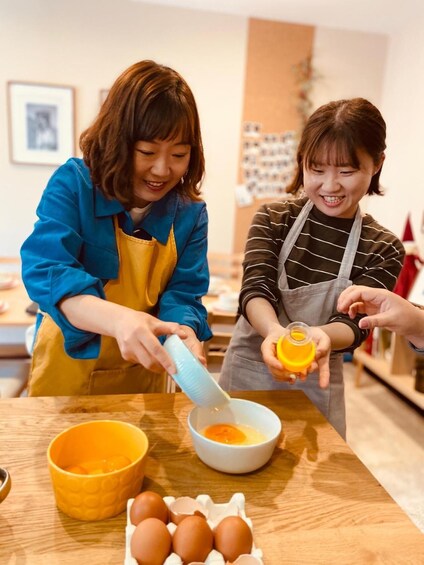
[{"x1": 263, "y1": 322, "x2": 331, "y2": 387}]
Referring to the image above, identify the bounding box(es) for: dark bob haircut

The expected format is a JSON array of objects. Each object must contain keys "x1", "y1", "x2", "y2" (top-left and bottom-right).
[
  {"x1": 80, "y1": 60, "x2": 205, "y2": 206},
  {"x1": 287, "y1": 97, "x2": 386, "y2": 196}
]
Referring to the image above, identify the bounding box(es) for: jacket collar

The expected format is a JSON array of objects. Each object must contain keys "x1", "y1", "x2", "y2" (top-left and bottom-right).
[
  {"x1": 94, "y1": 187, "x2": 178, "y2": 245},
  {"x1": 143, "y1": 191, "x2": 178, "y2": 244},
  {"x1": 94, "y1": 189, "x2": 124, "y2": 217}
]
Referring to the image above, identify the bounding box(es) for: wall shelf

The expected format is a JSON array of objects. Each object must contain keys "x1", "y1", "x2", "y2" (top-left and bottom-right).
[{"x1": 353, "y1": 333, "x2": 424, "y2": 412}]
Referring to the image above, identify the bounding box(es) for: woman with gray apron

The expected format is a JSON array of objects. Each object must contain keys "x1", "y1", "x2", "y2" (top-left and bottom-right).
[{"x1": 219, "y1": 98, "x2": 405, "y2": 439}]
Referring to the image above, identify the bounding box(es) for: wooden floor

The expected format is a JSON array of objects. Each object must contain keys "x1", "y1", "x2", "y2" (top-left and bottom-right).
[{"x1": 344, "y1": 361, "x2": 424, "y2": 532}]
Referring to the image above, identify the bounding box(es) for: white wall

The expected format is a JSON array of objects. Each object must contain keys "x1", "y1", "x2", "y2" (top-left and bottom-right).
[
  {"x1": 2, "y1": 0, "x2": 412, "y2": 259},
  {"x1": 367, "y1": 16, "x2": 424, "y2": 255},
  {"x1": 312, "y1": 23, "x2": 424, "y2": 256},
  {"x1": 0, "y1": 0, "x2": 246, "y2": 256},
  {"x1": 312, "y1": 27, "x2": 387, "y2": 109}
]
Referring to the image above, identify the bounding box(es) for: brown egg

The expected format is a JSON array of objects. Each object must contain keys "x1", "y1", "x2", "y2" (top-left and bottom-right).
[
  {"x1": 130, "y1": 491, "x2": 169, "y2": 526},
  {"x1": 214, "y1": 515, "x2": 253, "y2": 562},
  {"x1": 172, "y1": 515, "x2": 213, "y2": 564},
  {"x1": 130, "y1": 517, "x2": 172, "y2": 565}
]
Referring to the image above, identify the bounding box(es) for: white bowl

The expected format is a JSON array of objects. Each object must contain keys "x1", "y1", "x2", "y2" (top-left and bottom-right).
[
  {"x1": 164, "y1": 335, "x2": 230, "y2": 408},
  {"x1": 214, "y1": 291, "x2": 239, "y2": 313},
  {"x1": 208, "y1": 275, "x2": 230, "y2": 296},
  {"x1": 188, "y1": 399, "x2": 282, "y2": 474}
]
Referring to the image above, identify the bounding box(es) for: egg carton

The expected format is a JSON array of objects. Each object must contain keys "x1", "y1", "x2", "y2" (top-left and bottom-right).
[{"x1": 124, "y1": 492, "x2": 264, "y2": 565}]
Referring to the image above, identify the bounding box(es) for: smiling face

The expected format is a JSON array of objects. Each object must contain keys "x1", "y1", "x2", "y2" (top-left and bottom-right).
[
  {"x1": 303, "y1": 147, "x2": 383, "y2": 219},
  {"x1": 132, "y1": 138, "x2": 191, "y2": 208}
]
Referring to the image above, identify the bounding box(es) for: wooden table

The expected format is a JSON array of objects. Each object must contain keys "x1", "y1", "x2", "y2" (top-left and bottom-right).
[
  {"x1": 0, "y1": 278, "x2": 33, "y2": 325},
  {"x1": 0, "y1": 390, "x2": 423, "y2": 564},
  {"x1": 0, "y1": 272, "x2": 34, "y2": 358}
]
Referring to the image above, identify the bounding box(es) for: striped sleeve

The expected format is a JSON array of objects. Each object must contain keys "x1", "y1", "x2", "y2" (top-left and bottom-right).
[
  {"x1": 239, "y1": 198, "x2": 302, "y2": 317},
  {"x1": 350, "y1": 216, "x2": 405, "y2": 291}
]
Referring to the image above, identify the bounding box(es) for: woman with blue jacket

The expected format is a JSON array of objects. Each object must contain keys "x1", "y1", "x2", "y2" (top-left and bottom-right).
[{"x1": 21, "y1": 60, "x2": 212, "y2": 396}]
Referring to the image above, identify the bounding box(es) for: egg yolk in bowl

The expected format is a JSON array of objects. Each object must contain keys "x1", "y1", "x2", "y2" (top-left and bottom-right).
[{"x1": 201, "y1": 423, "x2": 267, "y2": 445}]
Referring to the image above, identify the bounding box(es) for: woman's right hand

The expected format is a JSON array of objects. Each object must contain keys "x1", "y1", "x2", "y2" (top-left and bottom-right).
[
  {"x1": 59, "y1": 295, "x2": 187, "y2": 375},
  {"x1": 261, "y1": 328, "x2": 295, "y2": 383},
  {"x1": 112, "y1": 309, "x2": 187, "y2": 374}
]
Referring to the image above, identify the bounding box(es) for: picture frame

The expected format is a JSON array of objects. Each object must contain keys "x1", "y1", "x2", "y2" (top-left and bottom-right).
[
  {"x1": 408, "y1": 266, "x2": 424, "y2": 307},
  {"x1": 7, "y1": 81, "x2": 75, "y2": 166}
]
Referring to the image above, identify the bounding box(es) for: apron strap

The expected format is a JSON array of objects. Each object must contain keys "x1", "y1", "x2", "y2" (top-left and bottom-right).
[
  {"x1": 278, "y1": 200, "x2": 363, "y2": 280},
  {"x1": 279, "y1": 200, "x2": 314, "y2": 264},
  {"x1": 338, "y1": 206, "x2": 362, "y2": 279}
]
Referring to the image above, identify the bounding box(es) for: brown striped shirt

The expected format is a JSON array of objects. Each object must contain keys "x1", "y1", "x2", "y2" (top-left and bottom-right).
[{"x1": 240, "y1": 196, "x2": 405, "y2": 350}]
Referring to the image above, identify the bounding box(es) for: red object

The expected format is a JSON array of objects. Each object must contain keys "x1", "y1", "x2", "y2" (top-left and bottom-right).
[
  {"x1": 400, "y1": 214, "x2": 414, "y2": 242},
  {"x1": 363, "y1": 331, "x2": 374, "y2": 354},
  {"x1": 393, "y1": 214, "x2": 422, "y2": 298}
]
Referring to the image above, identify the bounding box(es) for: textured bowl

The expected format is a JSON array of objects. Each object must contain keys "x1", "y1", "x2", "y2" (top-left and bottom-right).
[
  {"x1": 47, "y1": 420, "x2": 148, "y2": 521},
  {"x1": 164, "y1": 334, "x2": 230, "y2": 407},
  {"x1": 188, "y1": 399, "x2": 281, "y2": 474}
]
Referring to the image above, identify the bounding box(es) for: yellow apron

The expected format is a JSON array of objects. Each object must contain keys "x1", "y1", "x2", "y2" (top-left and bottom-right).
[{"x1": 28, "y1": 218, "x2": 177, "y2": 396}]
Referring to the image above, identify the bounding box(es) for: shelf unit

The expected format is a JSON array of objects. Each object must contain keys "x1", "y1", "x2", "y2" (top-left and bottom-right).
[{"x1": 353, "y1": 332, "x2": 424, "y2": 411}]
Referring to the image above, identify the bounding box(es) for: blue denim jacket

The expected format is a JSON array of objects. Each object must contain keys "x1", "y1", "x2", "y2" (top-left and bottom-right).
[{"x1": 21, "y1": 158, "x2": 212, "y2": 359}]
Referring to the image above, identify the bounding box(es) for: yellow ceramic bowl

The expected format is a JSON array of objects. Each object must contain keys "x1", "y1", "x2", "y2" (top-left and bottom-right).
[{"x1": 47, "y1": 420, "x2": 149, "y2": 521}]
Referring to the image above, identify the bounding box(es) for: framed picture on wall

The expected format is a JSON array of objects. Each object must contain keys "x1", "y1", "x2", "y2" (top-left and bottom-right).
[{"x1": 7, "y1": 81, "x2": 75, "y2": 166}]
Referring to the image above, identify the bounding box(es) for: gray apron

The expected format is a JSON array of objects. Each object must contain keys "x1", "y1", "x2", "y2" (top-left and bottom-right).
[{"x1": 219, "y1": 200, "x2": 362, "y2": 439}]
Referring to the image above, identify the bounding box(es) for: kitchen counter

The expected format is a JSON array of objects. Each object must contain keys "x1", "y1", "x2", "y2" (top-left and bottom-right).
[{"x1": 0, "y1": 390, "x2": 423, "y2": 564}]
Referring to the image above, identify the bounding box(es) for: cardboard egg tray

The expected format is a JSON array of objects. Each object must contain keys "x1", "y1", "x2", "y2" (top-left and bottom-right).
[{"x1": 124, "y1": 492, "x2": 264, "y2": 565}]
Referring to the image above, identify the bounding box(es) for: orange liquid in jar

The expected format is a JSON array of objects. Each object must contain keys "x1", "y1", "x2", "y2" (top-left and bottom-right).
[
  {"x1": 277, "y1": 323, "x2": 315, "y2": 372},
  {"x1": 279, "y1": 331, "x2": 314, "y2": 361}
]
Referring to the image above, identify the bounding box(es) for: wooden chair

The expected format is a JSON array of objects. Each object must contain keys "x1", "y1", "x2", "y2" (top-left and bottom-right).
[
  {"x1": 207, "y1": 252, "x2": 244, "y2": 282},
  {"x1": 0, "y1": 358, "x2": 30, "y2": 398},
  {"x1": 0, "y1": 324, "x2": 33, "y2": 398},
  {"x1": 204, "y1": 310, "x2": 238, "y2": 374},
  {"x1": 0, "y1": 258, "x2": 32, "y2": 397},
  {"x1": 167, "y1": 310, "x2": 237, "y2": 391}
]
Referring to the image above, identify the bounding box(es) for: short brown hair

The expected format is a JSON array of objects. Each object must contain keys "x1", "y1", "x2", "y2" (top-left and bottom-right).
[
  {"x1": 80, "y1": 60, "x2": 205, "y2": 206},
  {"x1": 287, "y1": 98, "x2": 386, "y2": 196}
]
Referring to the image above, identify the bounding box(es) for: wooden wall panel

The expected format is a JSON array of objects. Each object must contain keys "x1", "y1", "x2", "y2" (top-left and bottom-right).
[{"x1": 233, "y1": 19, "x2": 314, "y2": 252}]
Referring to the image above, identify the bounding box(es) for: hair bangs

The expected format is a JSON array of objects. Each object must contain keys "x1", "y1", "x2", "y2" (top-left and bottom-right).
[
  {"x1": 304, "y1": 130, "x2": 360, "y2": 170},
  {"x1": 134, "y1": 91, "x2": 195, "y2": 145}
]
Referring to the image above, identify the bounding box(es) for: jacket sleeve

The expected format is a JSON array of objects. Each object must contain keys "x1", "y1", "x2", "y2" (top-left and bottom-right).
[
  {"x1": 20, "y1": 161, "x2": 107, "y2": 359},
  {"x1": 157, "y1": 202, "x2": 212, "y2": 341}
]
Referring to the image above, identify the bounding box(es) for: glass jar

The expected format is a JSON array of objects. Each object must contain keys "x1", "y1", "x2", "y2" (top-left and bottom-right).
[{"x1": 276, "y1": 321, "x2": 315, "y2": 373}]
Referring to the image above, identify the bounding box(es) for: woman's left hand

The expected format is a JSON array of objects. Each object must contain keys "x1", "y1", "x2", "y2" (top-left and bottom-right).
[
  {"x1": 180, "y1": 325, "x2": 207, "y2": 366},
  {"x1": 308, "y1": 327, "x2": 331, "y2": 388}
]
